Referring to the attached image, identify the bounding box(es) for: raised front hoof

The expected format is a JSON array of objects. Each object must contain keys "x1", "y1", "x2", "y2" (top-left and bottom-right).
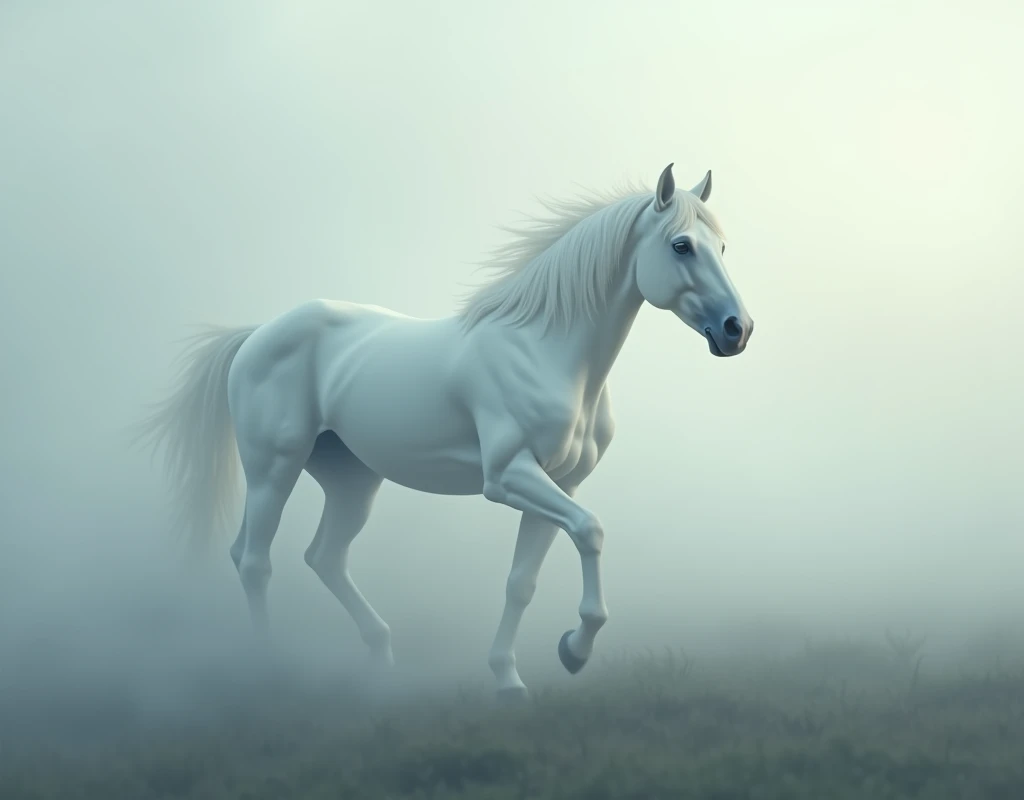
[
  {"x1": 558, "y1": 629, "x2": 588, "y2": 675},
  {"x1": 496, "y1": 685, "x2": 530, "y2": 705}
]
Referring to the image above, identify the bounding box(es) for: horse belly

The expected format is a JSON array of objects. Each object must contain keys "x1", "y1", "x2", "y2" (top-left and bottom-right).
[
  {"x1": 335, "y1": 406, "x2": 485, "y2": 495},
  {"x1": 321, "y1": 323, "x2": 485, "y2": 496}
]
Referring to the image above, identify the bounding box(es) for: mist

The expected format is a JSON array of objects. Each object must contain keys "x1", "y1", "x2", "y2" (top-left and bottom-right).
[{"x1": 1, "y1": 0, "x2": 1022, "y2": 747}]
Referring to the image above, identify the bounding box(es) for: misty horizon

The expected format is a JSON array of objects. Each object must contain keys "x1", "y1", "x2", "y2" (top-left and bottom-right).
[{"x1": 1, "y1": 1, "x2": 1022, "y2": 741}]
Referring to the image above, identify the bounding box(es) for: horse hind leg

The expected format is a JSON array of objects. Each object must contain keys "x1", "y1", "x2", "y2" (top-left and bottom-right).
[
  {"x1": 303, "y1": 432, "x2": 391, "y2": 667},
  {"x1": 234, "y1": 430, "x2": 315, "y2": 634}
]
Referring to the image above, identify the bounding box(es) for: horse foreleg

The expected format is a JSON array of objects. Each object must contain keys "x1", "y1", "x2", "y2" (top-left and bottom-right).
[
  {"x1": 488, "y1": 512, "x2": 560, "y2": 700},
  {"x1": 482, "y1": 450, "x2": 608, "y2": 678}
]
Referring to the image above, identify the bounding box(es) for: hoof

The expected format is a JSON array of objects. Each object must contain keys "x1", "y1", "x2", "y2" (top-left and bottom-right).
[
  {"x1": 558, "y1": 629, "x2": 587, "y2": 675},
  {"x1": 496, "y1": 686, "x2": 530, "y2": 705}
]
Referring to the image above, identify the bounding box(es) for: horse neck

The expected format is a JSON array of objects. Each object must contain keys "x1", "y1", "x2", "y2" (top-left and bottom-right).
[{"x1": 561, "y1": 256, "x2": 644, "y2": 392}]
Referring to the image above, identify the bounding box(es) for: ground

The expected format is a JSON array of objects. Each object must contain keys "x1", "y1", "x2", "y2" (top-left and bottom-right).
[{"x1": 3, "y1": 633, "x2": 1024, "y2": 800}]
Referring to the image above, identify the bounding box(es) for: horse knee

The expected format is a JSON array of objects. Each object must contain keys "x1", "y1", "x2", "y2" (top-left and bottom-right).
[{"x1": 570, "y1": 512, "x2": 604, "y2": 556}]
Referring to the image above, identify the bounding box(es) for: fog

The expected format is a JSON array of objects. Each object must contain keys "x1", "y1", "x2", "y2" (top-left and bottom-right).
[{"x1": 1, "y1": 1, "x2": 1022, "y2": 740}]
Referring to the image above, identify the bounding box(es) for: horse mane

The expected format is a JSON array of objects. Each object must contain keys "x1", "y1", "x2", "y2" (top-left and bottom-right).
[{"x1": 458, "y1": 179, "x2": 726, "y2": 330}]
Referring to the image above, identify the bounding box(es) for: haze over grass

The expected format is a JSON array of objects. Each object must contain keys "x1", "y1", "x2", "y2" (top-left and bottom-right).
[{"x1": 0, "y1": 5, "x2": 1022, "y2": 795}]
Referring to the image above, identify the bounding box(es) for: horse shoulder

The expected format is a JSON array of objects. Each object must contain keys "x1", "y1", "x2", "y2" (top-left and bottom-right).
[
  {"x1": 499, "y1": 357, "x2": 579, "y2": 443},
  {"x1": 457, "y1": 326, "x2": 580, "y2": 456}
]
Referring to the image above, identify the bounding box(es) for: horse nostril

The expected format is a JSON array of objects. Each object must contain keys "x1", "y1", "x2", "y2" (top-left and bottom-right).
[{"x1": 723, "y1": 316, "x2": 743, "y2": 340}]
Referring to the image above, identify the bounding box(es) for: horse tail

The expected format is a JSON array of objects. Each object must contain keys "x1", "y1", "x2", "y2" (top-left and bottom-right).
[{"x1": 134, "y1": 325, "x2": 258, "y2": 553}]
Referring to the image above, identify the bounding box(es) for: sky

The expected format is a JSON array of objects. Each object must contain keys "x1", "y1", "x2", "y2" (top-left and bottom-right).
[{"x1": 1, "y1": 0, "x2": 1022, "y2": 699}]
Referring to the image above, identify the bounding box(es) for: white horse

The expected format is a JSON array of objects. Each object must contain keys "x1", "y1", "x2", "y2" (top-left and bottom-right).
[{"x1": 140, "y1": 163, "x2": 753, "y2": 699}]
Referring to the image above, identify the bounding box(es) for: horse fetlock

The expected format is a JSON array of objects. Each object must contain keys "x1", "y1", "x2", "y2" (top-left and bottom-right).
[
  {"x1": 363, "y1": 621, "x2": 392, "y2": 650},
  {"x1": 579, "y1": 602, "x2": 609, "y2": 632},
  {"x1": 368, "y1": 643, "x2": 395, "y2": 669}
]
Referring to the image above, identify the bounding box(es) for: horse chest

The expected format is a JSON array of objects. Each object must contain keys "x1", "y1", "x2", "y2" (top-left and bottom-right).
[{"x1": 529, "y1": 402, "x2": 601, "y2": 483}]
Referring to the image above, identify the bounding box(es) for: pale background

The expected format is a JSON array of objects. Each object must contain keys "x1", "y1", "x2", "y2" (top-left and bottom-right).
[{"x1": 1, "y1": 1, "x2": 1021, "y2": 695}]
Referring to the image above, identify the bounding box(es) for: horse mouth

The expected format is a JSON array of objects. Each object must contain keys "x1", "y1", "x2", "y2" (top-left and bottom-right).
[{"x1": 704, "y1": 327, "x2": 726, "y2": 357}]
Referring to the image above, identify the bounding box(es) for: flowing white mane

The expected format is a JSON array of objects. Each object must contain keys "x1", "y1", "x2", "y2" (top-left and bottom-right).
[{"x1": 459, "y1": 181, "x2": 726, "y2": 330}]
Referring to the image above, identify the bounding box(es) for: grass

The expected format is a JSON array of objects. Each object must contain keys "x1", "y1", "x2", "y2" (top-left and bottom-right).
[{"x1": 3, "y1": 633, "x2": 1024, "y2": 799}]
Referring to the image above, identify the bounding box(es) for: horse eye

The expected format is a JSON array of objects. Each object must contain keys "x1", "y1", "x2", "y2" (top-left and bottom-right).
[
  {"x1": 672, "y1": 241, "x2": 690, "y2": 255},
  {"x1": 721, "y1": 243, "x2": 726, "y2": 255}
]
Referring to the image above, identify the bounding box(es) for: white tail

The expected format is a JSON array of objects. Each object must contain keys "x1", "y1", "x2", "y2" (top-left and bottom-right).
[{"x1": 136, "y1": 326, "x2": 257, "y2": 552}]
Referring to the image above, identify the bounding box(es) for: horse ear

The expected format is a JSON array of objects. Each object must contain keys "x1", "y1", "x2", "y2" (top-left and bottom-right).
[
  {"x1": 653, "y1": 163, "x2": 675, "y2": 212},
  {"x1": 690, "y1": 170, "x2": 712, "y2": 203}
]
